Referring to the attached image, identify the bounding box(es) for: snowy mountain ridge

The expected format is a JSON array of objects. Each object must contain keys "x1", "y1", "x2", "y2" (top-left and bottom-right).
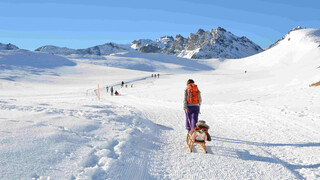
[
  {"x1": 35, "y1": 42, "x2": 131, "y2": 56},
  {"x1": 33, "y1": 27, "x2": 263, "y2": 59},
  {"x1": 0, "y1": 43, "x2": 19, "y2": 50},
  {"x1": 132, "y1": 27, "x2": 263, "y2": 59}
]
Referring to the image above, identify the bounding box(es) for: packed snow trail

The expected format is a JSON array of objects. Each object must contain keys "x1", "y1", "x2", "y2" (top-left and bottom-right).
[{"x1": 102, "y1": 74, "x2": 320, "y2": 179}]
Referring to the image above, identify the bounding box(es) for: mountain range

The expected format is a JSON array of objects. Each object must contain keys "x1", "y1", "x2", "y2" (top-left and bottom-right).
[
  {"x1": 132, "y1": 27, "x2": 263, "y2": 59},
  {"x1": 1, "y1": 27, "x2": 303, "y2": 59}
]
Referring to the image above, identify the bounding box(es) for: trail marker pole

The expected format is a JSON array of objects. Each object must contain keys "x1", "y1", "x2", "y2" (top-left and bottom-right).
[{"x1": 98, "y1": 84, "x2": 100, "y2": 101}]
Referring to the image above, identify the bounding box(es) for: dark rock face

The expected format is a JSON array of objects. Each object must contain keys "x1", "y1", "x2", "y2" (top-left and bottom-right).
[
  {"x1": 139, "y1": 44, "x2": 161, "y2": 53},
  {"x1": 163, "y1": 34, "x2": 188, "y2": 55}
]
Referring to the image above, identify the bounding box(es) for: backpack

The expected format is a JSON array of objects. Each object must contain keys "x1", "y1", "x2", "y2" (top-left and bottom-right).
[{"x1": 187, "y1": 84, "x2": 201, "y2": 105}]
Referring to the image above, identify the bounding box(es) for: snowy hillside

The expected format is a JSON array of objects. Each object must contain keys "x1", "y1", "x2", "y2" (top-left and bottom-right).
[
  {"x1": 0, "y1": 49, "x2": 75, "y2": 69},
  {"x1": 132, "y1": 27, "x2": 263, "y2": 59},
  {"x1": 67, "y1": 51, "x2": 214, "y2": 72},
  {"x1": 34, "y1": 45, "x2": 77, "y2": 55},
  {"x1": 35, "y1": 43, "x2": 131, "y2": 56},
  {"x1": 266, "y1": 26, "x2": 303, "y2": 50},
  {"x1": 0, "y1": 43, "x2": 19, "y2": 50},
  {"x1": 220, "y1": 28, "x2": 320, "y2": 87},
  {"x1": 0, "y1": 28, "x2": 320, "y2": 179},
  {"x1": 0, "y1": 49, "x2": 76, "y2": 81}
]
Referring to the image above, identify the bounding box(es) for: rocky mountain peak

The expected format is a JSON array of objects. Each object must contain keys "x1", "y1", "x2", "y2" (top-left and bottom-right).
[
  {"x1": 217, "y1": 27, "x2": 227, "y2": 33},
  {"x1": 290, "y1": 26, "x2": 303, "y2": 32},
  {"x1": 131, "y1": 27, "x2": 263, "y2": 59},
  {"x1": 196, "y1": 29, "x2": 205, "y2": 35},
  {"x1": 156, "y1": 36, "x2": 174, "y2": 46}
]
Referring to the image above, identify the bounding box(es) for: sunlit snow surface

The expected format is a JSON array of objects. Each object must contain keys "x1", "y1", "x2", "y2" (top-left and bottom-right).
[{"x1": 0, "y1": 29, "x2": 319, "y2": 179}]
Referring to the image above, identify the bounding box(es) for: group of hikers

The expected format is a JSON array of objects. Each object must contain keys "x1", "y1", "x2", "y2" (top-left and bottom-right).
[
  {"x1": 152, "y1": 74, "x2": 160, "y2": 78},
  {"x1": 121, "y1": 81, "x2": 133, "y2": 88},
  {"x1": 105, "y1": 81, "x2": 134, "y2": 96},
  {"x1": 105, "y1": 74, "x2": 161, "y2": 97}
]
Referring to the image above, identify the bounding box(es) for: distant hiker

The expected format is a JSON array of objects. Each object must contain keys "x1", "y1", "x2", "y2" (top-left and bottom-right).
[
  {"x1": 110, "y1": 86, "x2": 114, "y2": 96},
  {"x1": 245, "y1": 70, "x2": 247, "y2": 74},
  {"x1": 131, "y1": 84, "x2": 133, "y2": 88},
  {"x1": 152, "y1": 74, "x2": 153, "y2": 78},
  {"x1": 115, "y1": 91, "x2": 119, "y2": 96},
  {"x1": 125, "y1": 84, "x2": 127, "y2": 88},
  {"x1": 184, "y1": 79, "x2": 201, "y2": 131},
  {"x1": 106, "y1": 86, "x2": 109, "y2": 93},
  {"x1": 157, "y1": 74, "x2": 159, "y2": 78},
  {"x1": 121, "y1": 81, "x2": 124, "y2": 88}
]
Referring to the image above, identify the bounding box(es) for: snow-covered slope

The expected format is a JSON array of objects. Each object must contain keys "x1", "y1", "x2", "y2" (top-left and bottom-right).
[
  {"x1": 0, "y1": 49, "x2": 76, "y2": 69},
  {"x1": 132, "y1": 27, "x2": 263, "y2": 59},
  {"x1": 67, "y1": 51, "x2": 214, "y2": 72},
  {"x1": 220, "y1": 28, "x2": 320, "y2": 86},
  {"x1": 0, "y1": 28, "x2": 319, "y2": 179},
  {"x1": 35, "y1": 43, "x2": 131, "y2": 56},
  {"x1": 0, "y1": 43, "x2": 19, "y2": 50},
  {"x1": 265, "y1": 26, "x2": 303, "y2": 50},
  {"x1": 0, "y1": 49, "x2": 76, "y2": 81}
]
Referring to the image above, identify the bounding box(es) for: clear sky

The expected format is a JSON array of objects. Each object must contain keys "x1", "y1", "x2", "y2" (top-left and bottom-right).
[{"x1": 0, "y1": 0, "x2": 319, "y2": 50}]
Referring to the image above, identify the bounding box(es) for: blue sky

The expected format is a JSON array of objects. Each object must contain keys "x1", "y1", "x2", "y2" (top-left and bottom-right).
[{"x1": 0, "y1": 0, "x2": 319, "y2": 50}]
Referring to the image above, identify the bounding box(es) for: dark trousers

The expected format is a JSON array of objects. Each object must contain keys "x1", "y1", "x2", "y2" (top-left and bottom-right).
[{"x1": 185, "y1": 106, "x2": 200, "y2": 131}]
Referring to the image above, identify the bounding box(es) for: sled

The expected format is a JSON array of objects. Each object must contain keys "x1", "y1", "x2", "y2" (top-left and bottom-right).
[
  {"x1": 186, "y1": 128, "x2": 207, "y2": 153},
  {"x1": 184, "y1": 110, "x2": 209, "y2": 153}
]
